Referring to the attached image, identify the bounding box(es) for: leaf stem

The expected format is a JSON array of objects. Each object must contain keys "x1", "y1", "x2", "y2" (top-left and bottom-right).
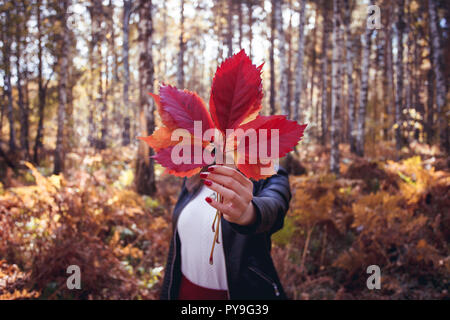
[
  {"x1": 209, "y1": 193, "x2": 223, "y2": 264},
  {"x1": 212, "y1": 211, "x2": 218, "y2": 232}
]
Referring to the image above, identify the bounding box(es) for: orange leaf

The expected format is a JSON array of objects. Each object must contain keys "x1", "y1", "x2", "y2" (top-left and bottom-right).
[{"x1": 138, "y1": 126, "x2": 176, "y2": 152}]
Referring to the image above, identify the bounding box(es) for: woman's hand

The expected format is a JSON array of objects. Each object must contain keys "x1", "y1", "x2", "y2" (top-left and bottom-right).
[{"x1": 200, "y1": 165, "x2": 256, "y2": 226}]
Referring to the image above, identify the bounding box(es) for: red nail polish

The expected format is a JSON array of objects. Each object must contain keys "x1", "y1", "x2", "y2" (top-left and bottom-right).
[
  {"x1": 205, "y1": 197, "x2": 212, "y2": 203},
  {"x1": 208, "y1": 166, "x2": 214, "y2": 172},
  {"x1": 204, "y1": 180, "x2": 212, "y2": 186},
  {"x1": 200, "y1": 172, "x2": 208, "y2": 179}
]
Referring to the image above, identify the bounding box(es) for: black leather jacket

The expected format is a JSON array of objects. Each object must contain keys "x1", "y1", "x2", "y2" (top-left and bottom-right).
[{"x1": 160, "y1": 167, "x2": 291, "y2": 300}]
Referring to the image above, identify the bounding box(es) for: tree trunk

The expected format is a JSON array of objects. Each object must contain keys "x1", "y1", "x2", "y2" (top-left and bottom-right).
[
  {"x1": 269, "y1": 0, "x2": 276, "y2": 115},
  {"x1": 383, "y1": 3, "x2": 394, "y2": 140},
  {"x1": 344, "y1": 0, "x2": 356, "y2": 153},
  {"x1": 226, "y1": 0, "x2": 233, "y2": 56},
  {"x1": 34, "y1": 0, "x2": 45, "y2": 163},
  {"x1": 293, "y1": 0, "x2": 307, "y2": 122},
  {"x1": 428, "y1": 0, "x2": 449, "y2": 152},
  {"x1": 109, "y1": 0, "x2": 120, "y2": 138},
  {"x1": 2, "y1": 11, "x2": 16, "y2": 153},
  {"x1": 247, "y1": 2, "x2": 253, "y2": 59},
  {"x1": 405, "y1": 1, "x2": 413, "y2": 142},
  {"x1": 375, "y1": 26, "x2": 385, "y2": 143},
  {"x1": 88, "y1": 1, "x2": 101, "y2": 147},
  {"x1": 15, "y1": 10, "x2": 29, "y2": 158},
  {"x1": 103, "y1": 0, "x2": 116, "y2": 146},
  {"x1": 162, "y1": 0, "x2": 168, "y2": 77},
  {"x1": 54, "y1": 0, "x2": 70, "y2": 174},
  {"x1": 426, "y1": 68, "x2": 434, "y2": 144},
  {"x1": 238, "y1": 0, "x2": 243, "y2": 49},
  {"x1": 95, "y1": 1, "x2": 105, "y2": 149},
  {"x1": 310, "y1": 9, "x2": 318, "y2": 137},
  {"x1": 276, "y1": 0, "x2": 289, "y2": 116},
  {"x1": 122, "y1": 0, "x2": 132, "y2": 146},
  {"x1": 286, "y1": 0, "x2": 293, "y2": 119},
  {"x1": 330, "y1": 0, "x2": 341, "y2": 175},
  {"x1": 87, "y1": 23, "x2": 95, "y2": 147},
  {"x1": 356, "y1": 25, "x2": 372, "y2": 157},
  {"x1": 177, "y1": 0, "x2": 185, "y2": 88},
  {"x1": 135, "y1": 0, "x2": 156, "y2": 196},
  {"x1": 101, "y1": 38, "x2": 109, "y2": 149},
  {"x1": 412, "y1": 11, "x2": 422, "y2": 142},
  {"x1": 321, "y1": 2, "x2": 330, "y2": 145},
  {"x1": 338, "y1": 20, "x2": 345, "y2": 143},
  {"x1": 394, "y1": 0, "x2": 405, "y2": 151},
  {"x1": 24, "y1": 60, "x2": 31, "y2": 157},
  {"x1": 0, "y1": 87, "x2": 4, "y2": 132}
]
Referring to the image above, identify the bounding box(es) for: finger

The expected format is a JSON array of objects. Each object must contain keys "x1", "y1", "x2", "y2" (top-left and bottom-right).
[
  {"x1": 203, "y1": 179, "x2": 237, "y2": 203},
  {"x1": 202, "y1": 172, "x2": 252, "y2": 202},
  {"x1": 205, "y1": 197, "x2": 234, "y2": 216},
  {"x1": 208, "y1": 165, "x2": 253, "y2": 188}
]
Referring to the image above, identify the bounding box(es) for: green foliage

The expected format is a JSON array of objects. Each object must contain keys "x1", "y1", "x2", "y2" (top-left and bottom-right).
[{"x1": 272, "y1": 216, "x2": 297, "y2": 247}]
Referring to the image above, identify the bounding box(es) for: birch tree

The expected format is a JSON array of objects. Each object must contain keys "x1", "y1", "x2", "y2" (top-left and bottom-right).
[
  {"x1": 1, "y1": 10, "x2": 16, "y2": 152},
  {"x1": 384, "y1": 3, "x2": 395, "y2": 140},
  {"x1": 269, "y1": 0, "x2": 276, "y2": 115},
  {"x1": 15, "y1": 3, "x2": 30, "y2": 158},
  {"x1": 122, "y1": 0, "x2": 132, "y2": 146},
  {"x1": 428, "y1": 0, "x2": 449, "y2": 151},
  {"x1": 426, "y1": 67, "x2": 434, "y2": 144},
  {"x1": 356, "y1": 22, "x2": 372, "y2": 157},
  {"x1": 247, "y1": 1, "x2": 253, "y2": 59},
  {"x1": 394, "y1": 0, "x2": 405, "y2": 151},
  {"x1": 286, "y1": 0, "x2": 294, "y2": 119},
  {"x1": 276, "y1": 0, "x2": 289, "y2": 116},
  {"x1": 54, "y1": 0, "x2": 70, "y2": 174},
  {"x1": 226, "y1": 0, "x2": 233, "y2": 57},
  {"x1": 135, "y1": 0, "x2": 156, "y2": 195},
  {"x1": 274, "y1": 0, "x2": 289, "y2": 115},
  {"x1": 310, "y1": 8, "x2": 318, "y2": 135},
  {"x1": 321, "y1": 1, "x2": 330, "y2": 145},
  {"x1": 330, "y1": 0, "x2": 341, "y2": 174},
  {"x1": 177, "y1": 0, "x2": 185, "y2": 88},
  {"x1": 293, "y1": 0, "x2": 307, "y2": 122},
  {"x1": 34, "y1": 0, "x2": 47, "y2": 162},
  {"x1": 343, "y1": 0, "x2": 356, "y2": 153}
]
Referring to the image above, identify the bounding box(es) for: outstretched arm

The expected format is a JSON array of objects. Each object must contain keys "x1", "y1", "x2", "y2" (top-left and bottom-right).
[{"x1": 201, "y1": 165, "x2": 291, "y2": 235}]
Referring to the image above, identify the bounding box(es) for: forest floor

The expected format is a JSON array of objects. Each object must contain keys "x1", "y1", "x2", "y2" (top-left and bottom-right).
[{"x1": 0, "y1": 140, "x2": 449, "y2": 299}]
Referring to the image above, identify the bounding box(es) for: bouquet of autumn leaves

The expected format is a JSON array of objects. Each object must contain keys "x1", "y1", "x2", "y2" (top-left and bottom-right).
[{"x1": 139, "y1": 50, "x2": 306, "y2": 263}]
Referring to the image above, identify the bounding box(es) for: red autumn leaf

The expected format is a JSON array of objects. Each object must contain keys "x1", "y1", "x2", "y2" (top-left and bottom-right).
[
  {"x1": 163, "y1": 167, "x2": 201, "y2": 178},
  {"x1": 227, "y1": 116, "x2": 306, "y2": 180},
  {"x1": 158, "y1": 85, "x2": 214, "y2": 135},
  {"x1": 152, "y1": 143, "x2": 211, "y2": 173},
  {"x1": 209, "y1": 50, "x2": 263, "y2": 133},
  {"x1": 140, "y1": 49, "x2": 307, "y2": 179},
  {"x1": 237, "y1": 115, "x2": 308, "y2": 160},
  {"x1": 237, "y1": 158, "x2": 275, "y2": 181},
  {"x1": 147, "y1": 92, "x2": 177, "y2": 129},
  {"x1": 137, "y1": 126, "x2": 175, "y2": 152}
]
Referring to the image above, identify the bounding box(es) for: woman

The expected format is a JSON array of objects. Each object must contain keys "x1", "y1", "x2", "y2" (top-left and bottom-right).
[{"x1": 160, "y1": 164, "x2": 291, "y2": 300}]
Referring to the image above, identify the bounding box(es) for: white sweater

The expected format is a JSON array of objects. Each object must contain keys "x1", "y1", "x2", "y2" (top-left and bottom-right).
[{"x1": 177, "y1": 185, "x2": 228, "y2": 290}]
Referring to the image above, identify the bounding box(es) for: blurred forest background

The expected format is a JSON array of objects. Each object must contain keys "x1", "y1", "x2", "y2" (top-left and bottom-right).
[{"x1": 0, "y1": 0, "x2": 449, "y2": 299}]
